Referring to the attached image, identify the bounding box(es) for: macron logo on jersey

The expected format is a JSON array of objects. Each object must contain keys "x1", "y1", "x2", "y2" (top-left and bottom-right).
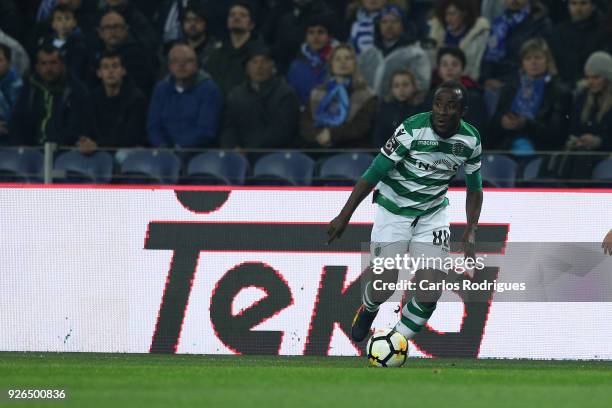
[{"x1": 415, "y1": 140, "x2": 438, "y2": 147}]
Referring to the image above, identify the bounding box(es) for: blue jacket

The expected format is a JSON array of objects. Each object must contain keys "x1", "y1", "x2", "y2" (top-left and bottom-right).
[
  {"x1": 287, "y1": 55, "x2": 327, "y2": 107},
  {"x1": 148, "y1": 70, "x2": 222, "y2": 148},
  {"x1": 0, "y1": 68, "x2": 22, "y2": 121}
]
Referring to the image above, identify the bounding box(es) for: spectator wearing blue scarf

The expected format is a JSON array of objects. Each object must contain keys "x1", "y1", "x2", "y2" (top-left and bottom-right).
[
  {"x1": 490, "y1": 38, "x2": 571, "y2": 153},
  {"x1": 481, "y1": 0, "x2": 552, "y2": 91},
  {"x1": 287, "y1": 14, "x2": 337, "y2": 107},
  {"x1": 427, "y1": 0, "x2": 490, "y2": 81},
  {"x1": 300, "y1": 43, "x2": 377, "y2": 148},
  {"x1": 349, "y1": 0, "x2": 387, "y2": 54}
]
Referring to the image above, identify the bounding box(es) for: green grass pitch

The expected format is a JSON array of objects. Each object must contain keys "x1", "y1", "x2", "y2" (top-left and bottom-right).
[{"x1": 2, "y1": 353, "x2": 612, "y2": 407}]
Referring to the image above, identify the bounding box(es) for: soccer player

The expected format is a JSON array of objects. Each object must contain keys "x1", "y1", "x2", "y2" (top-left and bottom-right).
[{"x1": 327, "y1": 80, "x2": 483, "y2": 342}]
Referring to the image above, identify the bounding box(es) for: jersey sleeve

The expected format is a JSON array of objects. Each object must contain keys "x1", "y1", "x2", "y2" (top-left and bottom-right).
[
  {"x1": 380, "y1": 122, "x2": 414, "y2": 164},
  {"x1": 464, "y1": 140, "x2": 482, "y2": 175}
]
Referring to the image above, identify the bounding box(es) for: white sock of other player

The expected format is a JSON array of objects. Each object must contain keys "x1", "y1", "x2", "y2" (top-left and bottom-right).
[{"x1": 394, "y1": 296, "x2": 436, "y2": 339}]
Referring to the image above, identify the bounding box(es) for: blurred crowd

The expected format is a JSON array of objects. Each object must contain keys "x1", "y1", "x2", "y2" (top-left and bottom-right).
[{"x1": 0, "y1": 0, "x2": 611, "y2": 180}]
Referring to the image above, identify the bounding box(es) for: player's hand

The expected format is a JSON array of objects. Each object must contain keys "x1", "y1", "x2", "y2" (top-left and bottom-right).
[
  {"x1": 327, "y1": 214, "x2": 350, "y2": 244},
  {"x1": 603, "y1": 229, "x2": 612, "y2": 256},
  {"x1": 462, "y1": 227, "x2": 477, "y2": 262}
]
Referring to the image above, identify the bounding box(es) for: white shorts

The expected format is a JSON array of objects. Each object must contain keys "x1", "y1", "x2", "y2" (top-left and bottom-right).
[{"x1": 370, "y1": 204, "x2": 450, "y2": 273}]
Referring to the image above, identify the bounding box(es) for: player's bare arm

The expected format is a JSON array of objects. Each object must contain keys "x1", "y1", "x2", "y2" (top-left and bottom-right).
[
  {"x1": 327, "y1": 178, "x2": 375, "y2": 244},
  {"x1": 463, "y1": 189, "x2": 483, "y2": 261},
  {"x1": 327, "y1": 152, "x2": 396, "y2": 244},
  {"x1": 603, "y1": 229, "x2": 612, "y2": 255}
]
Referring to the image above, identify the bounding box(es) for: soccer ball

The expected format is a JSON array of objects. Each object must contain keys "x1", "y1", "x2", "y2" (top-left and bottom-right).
[{"x1": 366, "y1": 329, "x2": 408, "y2": 368}]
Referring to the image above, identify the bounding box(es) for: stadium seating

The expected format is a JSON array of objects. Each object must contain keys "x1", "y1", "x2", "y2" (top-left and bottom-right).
[
  {"x1": 119, "y1": 149, "x2": 181, "y2": 184},
  {"x1": 0, "y1": 148, "x2": 44, "y2": 183},
  {"x1": 522, "y1": 157, "x2": 542, "y2": 181},
  {"x1": 252, "y1": 152, "x2": 315, "y2": 186},
  {"x1": 592, "y1": 159, "x2": 612, "y2": 181},
  {"x1": 593, "y1": 159, "x2": 612, "y2": 187},
  {"x1": 53, "y1": 150, "x2": 114, "y2": 184},
  {"x1": 186, "y1": 151, "x2": 249, "y2": 185},
  {"x1": 480, "y1": 154, "x2": 519, "y2": 187},
  {"x1": 318, "y1": 153, "x2": 374, "y2": 186}
]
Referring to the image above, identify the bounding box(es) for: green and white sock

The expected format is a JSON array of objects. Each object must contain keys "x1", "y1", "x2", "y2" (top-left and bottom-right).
[{"x1": 394, "y1": 297, "x2": 436, "y2": 339}]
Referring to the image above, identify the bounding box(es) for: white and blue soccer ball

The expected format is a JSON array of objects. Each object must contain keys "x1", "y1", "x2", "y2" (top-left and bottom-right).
[{"x1": 366, "y1": 328, "x2": 408, "y2": 368}]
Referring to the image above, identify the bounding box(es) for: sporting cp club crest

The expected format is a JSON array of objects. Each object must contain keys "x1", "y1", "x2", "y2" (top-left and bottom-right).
[{"x1": 452, "y1": 143, "x2": 465, "y2": 156}]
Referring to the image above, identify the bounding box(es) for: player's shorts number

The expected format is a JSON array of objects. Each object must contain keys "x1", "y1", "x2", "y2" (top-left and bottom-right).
[{"x1": 432, "y1": 230, "x2": 450, "y2": 248}]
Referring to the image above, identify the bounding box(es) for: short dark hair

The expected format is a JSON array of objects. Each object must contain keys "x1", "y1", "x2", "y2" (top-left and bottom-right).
[
  {"x1": 436, "y1": 80, "x2": 468, "y2": 109},
  {"x1": 433, "y1": 0, "x2": 479, "y2": 31},
  {"x1": 305, "y1": 13, "x2": 334, "y2": 34},
  {"x1": 97, "y1": 50, "x2": 123, "y2": 68},
  {"x1": 183, "y1": 3, "x2": 208, "y2": 23},
  {"x1": 229, "y1": 1, "x2": 255, "y2": 21},
  {"x1": 437, "y1": 46, "x2": 466, "y2": 68},
  {"x1": 51, "y1": 4, "x2": 76, "y2": 19},
  {"x1": 0, "y1": 43, "x2": 12, "y2": 62},
  {"x1": 99, "y1": 10, "x2": 126, "y2": 27},
  {"x1": 37, "y1": 42, "x2": 64, "y2": 62}
]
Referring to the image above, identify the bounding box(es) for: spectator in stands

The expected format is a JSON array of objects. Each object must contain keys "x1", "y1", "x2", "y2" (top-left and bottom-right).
[
  {"x1": 220, "y1": 47, "x2": 299, "y2": 149},
  {"x1": 262, "y1": 0, "x2": 335, "y2": 74},
  {"x1": 36, "y1": 0, "x2": 57, "y2": 22},
  {"x1": 549, "y1": 0, "x2": 607, "y2": 90},
  {"x1": 103, "y1": 0, "x2": 159, "y2": 52},
  {"x1": 205, "y1": 1, "x2": 265, "y2": 96},
  {"x1": 0, "y1": 43, "x2": 22, "y2": 140},
  {"x1": 34, "y1": 0, "x2": 99, "y2": 47},
  {"x1": 490, "y1": 38, "x2": 570, "y2": 153},
  {"x1": 481, "y1": 0, "x2": 552, "y2": 91},
  {"x1": 39, "y1": 4, "x2": 90, "y2": 81},
  {"x1": 424, "y1": 46, "x2": 488, "y2": 138},
  {"x1": 358, "y1": 4, "x2": 430, "y2": 97},
  {"x1": 77, "y1": 51, "x2": 147, "y2": 154},
  {"x1": 97, "y1": 10, "x2": 157, "y2": 95},
  {"x1": 148, "y1": 43, "x2": 222, "y2": 148},
  {"x1": 287, "y1": 14, "x2": 336, "y2": 107},
  {"x1": 0, "y1": 29, "x2": 29, "y2": 76},
  {"x1": 180, "y1": 2, "x2": 219, "y2": 69},
  {"x1": 348, "y1": 0, "x2": 388, "y2": 54},
  {"x1": 372, "y1": 69, "x2": 421, "y2": 147},
  {"x1": 300, "y1": 43, "x2": 377, "y2": 148},
  {"x1": 426, "y1": 0, "x2": 490, "y2": 81},
  {"x1": 9, "y1": 44, "x2": 91, "y2": 146},
  {"x1": 560, "y1": 51, "x2": 612, "y2": 179},
  {"x1": 158, "y1": 0, "x2": 191, "y2": 45}
]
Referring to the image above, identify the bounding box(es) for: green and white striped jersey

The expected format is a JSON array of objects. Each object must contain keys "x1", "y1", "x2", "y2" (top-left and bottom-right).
[{"x1": 376, "y1": 111, "x2": 481, "y2": 217}]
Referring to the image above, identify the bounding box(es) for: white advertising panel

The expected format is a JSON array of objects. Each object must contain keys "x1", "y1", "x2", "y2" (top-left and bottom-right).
[{"x1": 0, "y1": 186, "x2": 610, "y2": 359}]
